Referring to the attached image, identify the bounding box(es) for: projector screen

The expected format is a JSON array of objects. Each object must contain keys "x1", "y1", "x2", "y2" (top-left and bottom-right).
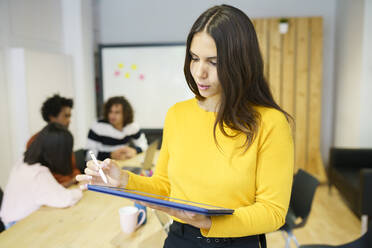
[{"x1": 100, "y1": 44, "x2": 194, "y2": 128}]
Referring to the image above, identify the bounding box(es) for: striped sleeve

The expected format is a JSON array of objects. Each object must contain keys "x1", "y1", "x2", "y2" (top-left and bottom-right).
[{"x1": 128, "y1": 123, "x2": 148, "y2": 153}]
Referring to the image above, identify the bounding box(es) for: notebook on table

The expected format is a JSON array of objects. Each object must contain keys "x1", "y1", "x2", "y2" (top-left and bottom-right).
[{"x1": 87, "y1": 185, "x2": 234, "y2": 216}]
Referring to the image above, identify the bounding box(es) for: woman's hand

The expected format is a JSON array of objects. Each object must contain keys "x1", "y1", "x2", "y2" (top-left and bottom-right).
[
  {"x1": 121, "y1": 146, "x2": 137, "y2": 159},
  {"x1": 137, "y1": 201, "x2": 212, "y2": 230},
  {"x1": 76, "y1": 158, "x2": 129, "y2": 189},
  {"x1": 111, "y1": 146, "x2": 137, "y2": 160},
  {"x1": 61, "y1": 178, "x2": 77, "y2": 188},
  {"x1": 111, "y1": 148, "x2": 127, "y2": 160}
]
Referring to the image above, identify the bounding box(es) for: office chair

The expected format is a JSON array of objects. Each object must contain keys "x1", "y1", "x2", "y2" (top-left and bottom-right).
[
  {"x1": 280, "y1": 169, "x2": 320, "y2": 248},
  {"x1": 74, "y1": 149, "x2": 87, "y2": 174},
  {"x1": 0, "y1": 187, "x2": 5, "y2": 232},
  {"x1": 299, "y1": 221, "x2": 372, "y2": 247}
]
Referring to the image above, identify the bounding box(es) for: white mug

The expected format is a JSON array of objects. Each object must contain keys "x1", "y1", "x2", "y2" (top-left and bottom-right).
[{"x1": 118, "y1": 206, "x2": 146, "y2": 234}]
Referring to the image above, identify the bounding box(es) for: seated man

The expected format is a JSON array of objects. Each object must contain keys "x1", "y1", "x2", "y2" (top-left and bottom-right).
[
  {"x1": 86, "y1": 96, "x2": 148, "y2": 161},
  {"x1": 27, "y1": 94, "x2": 80, "y2": 187}
]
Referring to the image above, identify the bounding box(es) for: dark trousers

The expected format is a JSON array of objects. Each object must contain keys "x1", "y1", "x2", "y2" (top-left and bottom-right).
[{"x1": 164, "y1": 222, "x2": 266, "y2": 248}]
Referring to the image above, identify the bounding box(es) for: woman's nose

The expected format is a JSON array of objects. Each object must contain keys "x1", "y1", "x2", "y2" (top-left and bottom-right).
[{"x1": 195, "y1": 62, "x2": 208, "y2": 79}]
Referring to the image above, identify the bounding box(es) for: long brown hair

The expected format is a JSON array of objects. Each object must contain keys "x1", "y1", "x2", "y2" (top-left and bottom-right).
[
  {"x1": 184, "y1": 5, "x2": 291, "y2": 150},
  {"x1": 24, "y1": 123, "x2": 73, "y2": 175}
]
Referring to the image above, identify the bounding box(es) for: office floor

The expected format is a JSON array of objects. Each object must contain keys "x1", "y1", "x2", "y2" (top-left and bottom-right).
[{"x1": 266, "y1": 185, "x2": 361, "y2": 247}]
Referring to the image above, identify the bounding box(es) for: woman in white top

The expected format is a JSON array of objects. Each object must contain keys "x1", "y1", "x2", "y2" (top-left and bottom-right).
[{"x1": 0, "y1": 123, "x2": 82, "y2": 229}]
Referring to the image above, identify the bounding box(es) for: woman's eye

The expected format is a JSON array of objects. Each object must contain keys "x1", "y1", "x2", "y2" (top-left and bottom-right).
[
  {"x1": 210, "y1": 61, "x2": 217, "y2": 66},
  {"x1": 191, "y1": 56, "x2": 199, "y2": 61}
]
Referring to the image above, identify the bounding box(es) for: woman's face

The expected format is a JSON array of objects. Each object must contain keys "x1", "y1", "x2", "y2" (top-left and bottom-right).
[
  {"x1": 190, "y1": 31, "x2": 221, "y2": 101},
  {"x1": 108, "y1": 104, "x2": 124, "y2": 129}
]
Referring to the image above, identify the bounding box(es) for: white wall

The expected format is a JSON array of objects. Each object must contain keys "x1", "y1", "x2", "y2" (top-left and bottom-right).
[
  {"x1": 334, "y1": 0, "x2": 372, "y2": 148},
  {"x1": 0, "y1": 0, "x2": 95, "y2": 189},
  {"x1": 94, "y1": 0, "x2": 337, "y2": 164},
  {"x1": 0, "y1": 0, "x2": 66, "y2": 189},
  {"x1": 0, "y1": 50, "x2": 12, "y2": 190},
  {"x1": 6, "y1": 0, "x2": 64, "y2": 52},
  {"x1": 333, "y1": 0, "x2": 364, "y2": 146},
  {"x1": 359, "y1": 0, "x2": 372, "y2": 147},
  {"x1": 6, "y1": 48, "x2": 77, "y2": 162},
  {"x1": 0, "y1": 0, "x2": 11, "y2": 190},
  {"x1": 62, "y1": 0, "x2": 96, "y2": 149},
  {"x1": 24, "y1": 50, "x2": 76, "y2": 135},
  {"x1": 6, "y1": 49, "x2": 30, "y2": 162}
]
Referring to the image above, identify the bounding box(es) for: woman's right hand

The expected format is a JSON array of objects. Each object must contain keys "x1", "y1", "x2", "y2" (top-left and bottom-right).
[
  {"x1": 110, "y1": 148, "x2": 126, "y2": 160},
  {"x1": 76, "y1": 158, "x2": 129, "y2": 189}
]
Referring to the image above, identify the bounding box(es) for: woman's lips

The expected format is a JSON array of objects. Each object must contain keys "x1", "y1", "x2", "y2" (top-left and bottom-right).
[{"x1": 197, "y1": 83, "x2": 210, "y2": 90}]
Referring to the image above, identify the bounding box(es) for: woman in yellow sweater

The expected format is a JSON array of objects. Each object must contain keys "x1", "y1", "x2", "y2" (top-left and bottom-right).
[{"x1": 78, "y1": 4, "x2": 293, "y2": 248}]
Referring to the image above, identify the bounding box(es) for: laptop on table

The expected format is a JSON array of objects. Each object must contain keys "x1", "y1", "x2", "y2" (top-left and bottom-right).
[{"x1": 122, "y1": 139, "x2": 159, "y2": 174}]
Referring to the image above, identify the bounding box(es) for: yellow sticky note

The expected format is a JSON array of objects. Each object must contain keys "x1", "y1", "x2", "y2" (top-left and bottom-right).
[
  {"x1": 131, "y1": 64, "x2": 137, "y2": 70},
  {"x1": 125, "y1": 72, "x2": 130, "y2": 79},
  {"x1": 118, "y1": 63, "x2": 124, "y2": 69}
]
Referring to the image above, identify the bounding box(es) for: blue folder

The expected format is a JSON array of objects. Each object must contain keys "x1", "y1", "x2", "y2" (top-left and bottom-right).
[{"x1": 87, "y1": 185, "x2": 234, "y2": 216}]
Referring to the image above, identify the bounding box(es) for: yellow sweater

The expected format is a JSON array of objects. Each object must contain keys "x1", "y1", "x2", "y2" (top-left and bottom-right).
[{"x1": 126, "y1": 98, "x2": 294, "y2": 237}]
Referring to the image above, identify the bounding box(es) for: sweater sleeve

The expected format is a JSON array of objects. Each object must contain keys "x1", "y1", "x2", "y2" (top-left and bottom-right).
[
  {"x1": 26, "y1": 133, "x2": 38, "y2": 149},
  {"x1": 125, "y1": 109, "x2": 173, "y2": 197},
  {"x1": 129, "y1": 123, "x2": 148, "y2": 153},
  {"x1": 52, "y1": 154, "x2": 80, "y2": 185},
  {"x1": 201, "y1": 112, "x2": 294, "y2": 237},
  {"x1": 34, "y1": 168, "x2": 83, "y2": 208}
]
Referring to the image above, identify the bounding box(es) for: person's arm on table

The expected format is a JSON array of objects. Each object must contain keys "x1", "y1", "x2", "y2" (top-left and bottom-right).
[{"x1": 36, "y1": 169, "x2": 82, "y2": 208}]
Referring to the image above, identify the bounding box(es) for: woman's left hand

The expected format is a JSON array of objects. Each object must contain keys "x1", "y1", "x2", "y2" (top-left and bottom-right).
[
  {"x1": 136, "y1": 201, "x2": 212, "y2": 230},
  {"x1": 121, "y1": 146, "x2": 137, "y2": 159}
]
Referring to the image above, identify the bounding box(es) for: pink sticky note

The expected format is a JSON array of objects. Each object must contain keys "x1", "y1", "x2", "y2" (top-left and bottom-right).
[
  {"x1": 139, "y1": 74, "x2": 145, "y2": 80},
  {"x1": 114, "y1": 70, "x2": 120, "y2": 77}
]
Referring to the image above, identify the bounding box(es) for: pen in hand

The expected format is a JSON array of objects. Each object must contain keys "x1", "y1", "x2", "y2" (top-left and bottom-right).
[{"x1": 88, "y1": 151, "x2": 108, "y2": 184}]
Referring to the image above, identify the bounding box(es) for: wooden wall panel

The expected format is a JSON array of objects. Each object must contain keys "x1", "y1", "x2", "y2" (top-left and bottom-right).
[
  {"x1": 253, "y1": 17, "x2": 325, "y2": 182},
  {"x1": 281, "y1": 18, "x2": 295, "y2": 119},
  {"x1": 255, "y1": 19, "x2": 269, "y2": 79},
  {"x1": 307, "y1": 18, "x2": 324, "y2": 179},
  {"x1": 295, "y1": 18, "x2": 309, "y2": 173},
  {"x1": 268, "y1": 18, "x2": 282, "y2": 104}
]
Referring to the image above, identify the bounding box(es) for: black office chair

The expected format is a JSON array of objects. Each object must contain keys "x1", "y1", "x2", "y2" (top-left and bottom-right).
[
  {"x1": 0, "y1": 187, "x2": 5, "y2": 232},
  {"x1": 280, "y1": 169, "x2": 320, "y2": 248},
  {"x1": 299, "y1": 221, "x2": 372, "y2": 247},
  {"x1": 74, "y1": 149, "x2": 87, "y2": 174}
]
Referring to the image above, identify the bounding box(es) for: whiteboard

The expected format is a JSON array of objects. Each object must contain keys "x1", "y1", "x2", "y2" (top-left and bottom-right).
[{"x1": 101, "y1": 44, "x2": 194, "y2": 128}]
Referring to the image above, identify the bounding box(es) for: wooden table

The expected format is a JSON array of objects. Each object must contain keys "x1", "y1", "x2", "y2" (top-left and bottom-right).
[{"x1": 0, "y1": 151, "x2": 166, "y2": 248}]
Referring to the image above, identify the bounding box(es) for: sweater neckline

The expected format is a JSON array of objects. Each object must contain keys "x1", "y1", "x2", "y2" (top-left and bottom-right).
[{"x1": 193, "y1": 98, "x2": 217, "y2": 114}]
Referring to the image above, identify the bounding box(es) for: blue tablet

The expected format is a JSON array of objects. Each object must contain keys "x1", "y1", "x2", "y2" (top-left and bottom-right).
[{"x1": 87, "y1": 185, "x2": 234, "y2": 216}]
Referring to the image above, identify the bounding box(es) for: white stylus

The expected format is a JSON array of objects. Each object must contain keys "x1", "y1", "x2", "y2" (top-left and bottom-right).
[{"x1": 88, "y1": 151, "x2": 108, "y2": 184}]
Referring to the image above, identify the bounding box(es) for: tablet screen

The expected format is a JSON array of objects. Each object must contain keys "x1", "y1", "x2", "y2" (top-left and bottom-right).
[{"x1": 88, "y1": 185, "x2": 234, "y2": 216}]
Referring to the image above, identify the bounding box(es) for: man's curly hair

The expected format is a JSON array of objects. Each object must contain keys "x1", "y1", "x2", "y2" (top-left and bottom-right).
[{"x1": 41, "y1": 94, "x2": 73, "y2": 122}]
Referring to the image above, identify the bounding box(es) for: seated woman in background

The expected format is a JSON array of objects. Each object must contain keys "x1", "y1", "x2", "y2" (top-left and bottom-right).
[
  {"x1": 86, "y1": 96, "x2": 148, "y2": 161},
  {"x1": 0, "y1": 123, "x2": 83, "y2": 229}
]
